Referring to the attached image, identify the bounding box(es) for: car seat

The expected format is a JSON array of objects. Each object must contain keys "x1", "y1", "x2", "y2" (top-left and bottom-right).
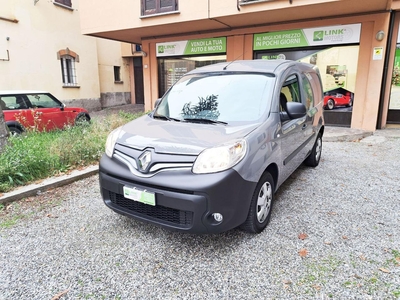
[
  {"x1": 280, "y1": 93, "x2": 288, "y2": 112},
  {"x1": 0, "y1": 99, "x2": 8, "y2": 110},
  {"x1": 16, "y1": 96, "x2": 28, "y2": 109}
]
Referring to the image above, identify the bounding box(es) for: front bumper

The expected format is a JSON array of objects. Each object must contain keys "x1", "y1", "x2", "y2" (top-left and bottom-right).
[{"x1": 99, "y1": 154, "x2": 256, "y2": 234}]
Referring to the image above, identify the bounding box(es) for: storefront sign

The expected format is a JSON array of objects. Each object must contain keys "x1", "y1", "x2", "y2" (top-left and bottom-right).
[
  {"x1": 157, "y1": 37, "x2": 226, "y2": 57},
  {"x1": 254, "y1": 24, "x2": 361, "y2": 50}
]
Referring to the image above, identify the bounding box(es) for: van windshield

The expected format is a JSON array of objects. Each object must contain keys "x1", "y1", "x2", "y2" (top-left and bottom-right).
[{"x1": 154, "y1": 73, "x2": 274, "y2": 124}]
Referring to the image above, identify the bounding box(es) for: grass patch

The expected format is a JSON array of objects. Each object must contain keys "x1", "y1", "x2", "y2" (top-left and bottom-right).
[{"x1": 0, "y1": 111, "x2": 144, "y2": 193}]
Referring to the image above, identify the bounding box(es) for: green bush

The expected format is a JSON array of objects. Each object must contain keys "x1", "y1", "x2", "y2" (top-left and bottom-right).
[{"x1": 0, "y1": 111, "x2": 144, "y2": 193}]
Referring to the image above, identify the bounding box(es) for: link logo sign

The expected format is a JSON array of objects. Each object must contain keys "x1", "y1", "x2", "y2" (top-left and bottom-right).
[
  {"x1": 157, "y1": 37, "x2": 226, "y2": 57},
  {"x1": 254, "y1": 24, "x2": 361, "y2": 50}
]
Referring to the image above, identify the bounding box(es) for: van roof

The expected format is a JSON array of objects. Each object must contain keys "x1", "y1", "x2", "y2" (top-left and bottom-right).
[{"x1": 187, "y1": 59, "x2": 314, "y2": 75}]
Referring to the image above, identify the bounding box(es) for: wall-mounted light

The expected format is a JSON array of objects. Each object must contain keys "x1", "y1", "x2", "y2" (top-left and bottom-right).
[{"x1": 376, "y1": 30, "x2": 385, "y2": 41}]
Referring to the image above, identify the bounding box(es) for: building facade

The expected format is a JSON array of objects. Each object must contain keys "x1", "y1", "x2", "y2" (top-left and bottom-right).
[
  {"x1": 78, "y1": 0, "x2": 400, "y2": 130},
  {"x1": 0, "y1": 0, "x2": 134, "y2": 111}
]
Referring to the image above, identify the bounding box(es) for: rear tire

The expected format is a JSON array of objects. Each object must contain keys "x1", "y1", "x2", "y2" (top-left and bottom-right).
[
  {"x1": 8, "y1": 126, "x2": 22, "y2": 137},
  {"x1": 241, "y1": 172, "x2": 274, "y2": 233},
  {"x1": 346, "y1": 99, "x2": 353, "y2": 107},
  {"x1": 304, "y1": 133, "x2": 322, "y2": 167}
]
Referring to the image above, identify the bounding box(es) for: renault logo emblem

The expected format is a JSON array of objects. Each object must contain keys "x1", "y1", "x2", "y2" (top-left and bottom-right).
[{"x1": 138, "y1": 151, "x2": 152, "y2": 172}]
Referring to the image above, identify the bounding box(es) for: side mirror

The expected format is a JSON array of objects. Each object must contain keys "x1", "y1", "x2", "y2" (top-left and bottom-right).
[
  {"x1": 286, "y1": 102, "x2": 306, "y2": 119},
  {"x1": 61, "y1": 103, "x2": 66, "y2": 111}
]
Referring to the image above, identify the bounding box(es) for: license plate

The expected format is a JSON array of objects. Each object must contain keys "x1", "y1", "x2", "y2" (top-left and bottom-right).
[{"x1": 123, "y1": 186, "x2": 156, "y2": 206}]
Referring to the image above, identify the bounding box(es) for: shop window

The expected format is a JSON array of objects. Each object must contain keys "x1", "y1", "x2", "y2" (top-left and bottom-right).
[
  {"x1": 142, "y1": 0, "x2": 178, "y2": 16},
  {"x1": 53, "y1": 0, "x2": 72, "y2": 8},
  {"x1": 157, "y1": 55, "x2": 226, "y2": 97}
]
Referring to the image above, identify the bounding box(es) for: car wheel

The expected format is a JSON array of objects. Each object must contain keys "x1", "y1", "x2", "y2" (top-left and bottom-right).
[
  {"x1": 240, "y1": 172, "x2": 274, "y2": 233},
  {"x1": 8, "y1": 126, "x2": 22, "y2": 137},
  {"x1": 347, "y1": 99, "x2": 353, "y2": 107},
  {"x1": 75, "y1": 113, "x2": 90, "y2": 126},
  {"x1": 326, "y1": 99, "x2": 335, "y2": 110},
  {"x1": 304, "y1": 133, "x2": 322, "y2": 167}
]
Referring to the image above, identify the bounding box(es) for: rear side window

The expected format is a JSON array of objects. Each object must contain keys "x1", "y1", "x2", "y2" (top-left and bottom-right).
[
  {"x1": 307, "y1": 72, "x2": 324, "y2": 106},
  {"x1": 0, "y1": 95, "x2": 31, "y2": 110},
  {"x1": 301, "y1": 74, "x2": 314, "y2": 110}
]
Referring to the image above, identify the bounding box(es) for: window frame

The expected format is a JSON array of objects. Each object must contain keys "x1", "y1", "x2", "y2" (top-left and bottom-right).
[
  {"x1": 114, "y1": 66, "x2": 122, "y2": 83},
  {"x1": 141, "y1": 0, "x2": 178, "y2": 16},
  {"x1": 53, "y1": 0, "x2": 72, "y2": 8},
  {"x1": 60, "y1": 55, "x2": 78, "y2": 87}
]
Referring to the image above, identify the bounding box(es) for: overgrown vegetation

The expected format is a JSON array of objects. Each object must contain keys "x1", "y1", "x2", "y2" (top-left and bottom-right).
[{"x1": 0, "y1": 111, "x2": 144, "y2": 193}]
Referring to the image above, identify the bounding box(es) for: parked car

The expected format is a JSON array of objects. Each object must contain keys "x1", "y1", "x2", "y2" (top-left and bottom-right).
[
  {"x1": 0, "y1": 90, "x2": 90, "y2": 135},
  {"x1": 99, "y1": 60, "x2": 325, "y2": 234},
  {"x1": 323, "y1": 91, "x2": 353, "y2": 110}
]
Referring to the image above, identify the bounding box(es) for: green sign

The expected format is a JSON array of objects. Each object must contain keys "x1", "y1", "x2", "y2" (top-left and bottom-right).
[
  {"x1": 254, "y1": 24, "x2": 361, "y2": 51},
  {"x1": 156, "y1": 37, "x2": 226, "y2": 57},
  {"x1": 254, "y1": 30, "x2": 308, "y2": 50},
  {"x1": 183, "y1": 37, "x2": 226, "y2": 55}
]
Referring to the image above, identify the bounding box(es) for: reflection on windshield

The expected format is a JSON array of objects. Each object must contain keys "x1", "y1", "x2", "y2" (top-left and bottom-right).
[
  {"x1": 155, "y1": 73, "x2": 274, "y2": 124},
  {"x1": 181, "y1": 94, "x2": 220, "y2": 120}
]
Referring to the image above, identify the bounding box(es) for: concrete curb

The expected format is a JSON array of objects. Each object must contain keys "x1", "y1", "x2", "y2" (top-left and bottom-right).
[
  {"x1": 0, "y1": 165, "x2": 99, "y2": 205},
  {"x1": 323, "y1": 129, "x2": 374, "y2": 142}
]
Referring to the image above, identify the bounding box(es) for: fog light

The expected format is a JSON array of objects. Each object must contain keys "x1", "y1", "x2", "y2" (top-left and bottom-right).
[{"x1": 212, "y1": 213, "x2": 223, "y2": 222}]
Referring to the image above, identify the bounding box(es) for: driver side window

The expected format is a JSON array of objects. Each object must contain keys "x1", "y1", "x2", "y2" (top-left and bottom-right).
[
  {"x1": 27, "y1": 94, "x2": 59, "y2": 109},
  {"x1": 280, "y1": 74, "x2": 301, "y2": 122}
]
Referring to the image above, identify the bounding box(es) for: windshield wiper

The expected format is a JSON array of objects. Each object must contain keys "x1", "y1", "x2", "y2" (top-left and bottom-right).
[
  {"x1": 153, "y1": 115, "x2": 182, "y2": 122},
  {"x1": 183, "y1": 118, "x2": 228, "y2": 125}
]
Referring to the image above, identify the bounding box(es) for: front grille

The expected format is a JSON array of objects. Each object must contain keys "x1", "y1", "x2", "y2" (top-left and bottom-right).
[{"x1": 109, "y1": 191, "x2": 193, "y2": 226}]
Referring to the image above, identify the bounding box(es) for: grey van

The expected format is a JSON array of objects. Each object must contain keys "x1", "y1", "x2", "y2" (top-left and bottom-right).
[{"x1": 99, "y1": 60, "x2": 324, "y2": 234}]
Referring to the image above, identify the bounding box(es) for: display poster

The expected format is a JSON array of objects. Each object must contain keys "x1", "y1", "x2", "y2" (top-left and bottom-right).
[
  {"x1": 156, "y1": 37, "x2": 226, "y2": 57},
  {"x1": 254, "y1": 24, "x2": 361, "y2": 50}
]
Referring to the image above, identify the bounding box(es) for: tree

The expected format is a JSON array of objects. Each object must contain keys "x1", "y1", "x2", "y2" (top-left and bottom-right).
[{"x1": 0, "y1": 107, "x2": 9, "y2": 152}]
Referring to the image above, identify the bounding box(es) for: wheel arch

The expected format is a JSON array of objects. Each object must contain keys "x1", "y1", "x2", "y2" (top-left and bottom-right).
[
  {"x1": 263, "y1": 163, "x2": 279, "y2": 193},
  {"x1": 76, "y1": 112, "x2": 91, "y2": 121},
  {"x1": 6, "y1": 120, "x2": 25, "y2": 133}
]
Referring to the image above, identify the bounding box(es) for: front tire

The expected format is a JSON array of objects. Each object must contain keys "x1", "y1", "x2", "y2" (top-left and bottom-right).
[
  {"x1": 75, "y1": 113, "x2": 90, "y2": 126},
  {"x1": 304, "y1": 133, "x2": 322, "y2": 167},
  {"x1": 241, "y1": 172, "x2": 275, "y2": 233},
  {"x1": 326, "y1": 99, "x2": 335, "y2": 110}
]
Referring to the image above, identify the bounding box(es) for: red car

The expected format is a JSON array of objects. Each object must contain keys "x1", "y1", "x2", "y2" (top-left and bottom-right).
[
  {"x1": 0, "y1": 90, "x2": 90, "y2": 135},
  {"x1": 323, "y1": 92, "x2": 353, "y2": 110}
]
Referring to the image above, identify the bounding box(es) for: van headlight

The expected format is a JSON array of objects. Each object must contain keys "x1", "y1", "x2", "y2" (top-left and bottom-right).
[
  {"x1": 192, "y1": 140, "x2": 247, "y2": 174},
  {"x1": 105, "y1": 127, "x2": 123, "y2": 157}
]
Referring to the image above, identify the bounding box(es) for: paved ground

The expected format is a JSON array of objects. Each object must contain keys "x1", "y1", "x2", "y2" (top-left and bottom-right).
[{"x1": 0, "y1": 121, "x2": 399, "y2": 299}]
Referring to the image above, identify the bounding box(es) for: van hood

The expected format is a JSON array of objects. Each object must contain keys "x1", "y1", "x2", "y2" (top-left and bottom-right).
[{"x1": 117, "y1": 115, "x2": 259, "y2": 155}]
